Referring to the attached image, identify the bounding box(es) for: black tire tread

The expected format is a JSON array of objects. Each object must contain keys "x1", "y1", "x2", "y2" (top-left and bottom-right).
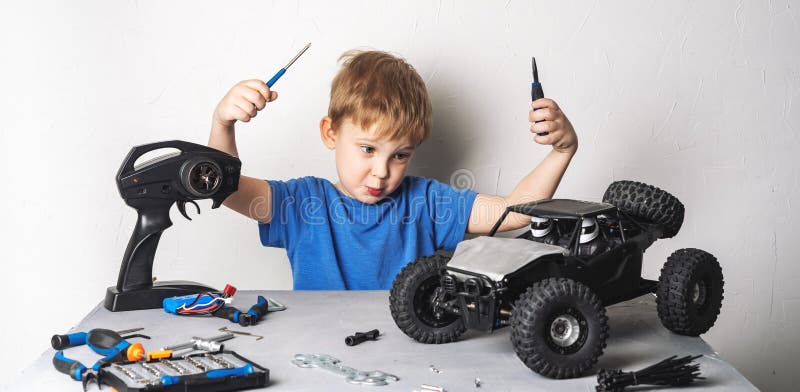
[
  {"x1": 656, "y1": 248, "x2": 724, "y2": 336},
  {"x1": 389, "y1": 254, "x2": 465, "y2": 344},
  {"x1": 510, "y1": 278, "x2": 609, "y2": 379},
  {"x1": 603, "y1": 180, "x2": 685, "y2": 238}
]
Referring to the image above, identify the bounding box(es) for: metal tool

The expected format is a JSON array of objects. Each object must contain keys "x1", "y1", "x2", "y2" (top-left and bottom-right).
[
  {"x1": 531, "y1": 57, "x2": 548, "y2": 136},
  {"x1": 184, "y1": 356, "x2": 208, "y2": 372},
  {"x1": 219, "y1": 326, "x2": 264, "y2": 341},
  {"x1": 148, "y1": 333, "x2": 235, "y2": 360},
  {"x1": 266, "y1": 42, "x2": 311, "y2": 87},
  {"x1": 292, "y1": 353, "x2": 399, "y2": 386},
  {"x1": 115, "y1": 327, "x2": 145, "y2": 336},
  {"x1": 218, "y1": 326, "x2": 262, "y2": 339},
  {"x1": 345, "y1": 329, "x2": 379, "y2": 346},
  {"x1": 139, "y1": 362, "x2": 162, "y2": 377},
  {"x1": 205, "y1": 353, "x2": 236, "y2": 369},
  {"x1": 162, "y1": 333, "x2": 235, "y2": 352},
  {"x1": 160, "y1": 359, "x2": 189, "y2": 375},
  {"x1": 264, "y1": 297, "x2": 287, "y2": 311},
  {"x1": 111, "y1": 363, "x2": 145, "y2": 383}
]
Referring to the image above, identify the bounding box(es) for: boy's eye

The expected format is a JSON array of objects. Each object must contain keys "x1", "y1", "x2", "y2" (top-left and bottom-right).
[
  {"x1": 360, "y1": 145, "x2": 375, "y2": 154},
  {"x1": 393, "y1": 153, "x2": 410, "y2": 160}
]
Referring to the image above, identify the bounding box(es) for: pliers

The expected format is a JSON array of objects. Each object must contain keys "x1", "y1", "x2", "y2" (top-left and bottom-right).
[
  {"x1": 51, "y1": 328, "x2": 149, "y2": 390},
  {"x1": 214, "y1": 295, "x2": 276, "y2": 326},
  {"x1": 52, "y1": 351, "x2": 100, "y2": 391}
]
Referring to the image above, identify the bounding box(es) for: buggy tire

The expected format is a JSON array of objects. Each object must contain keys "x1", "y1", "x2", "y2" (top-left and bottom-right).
[
  {"x1": 389, "y1": 254, "x2": 465, "y2": 344},
  {"x1": 603, "y1": 180, "x2": 684, "y2": 238},
  {"x1": 657, "y1": 248, "x2": 724, "y2": 336},
  {"x1": 510, "y1": 278, "x2": 608, "y2": 379}
]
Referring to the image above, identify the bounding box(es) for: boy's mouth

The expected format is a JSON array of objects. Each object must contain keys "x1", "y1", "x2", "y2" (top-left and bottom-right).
[{"x1": 366, "y1": 186, "x2": 383, "y2": 197}]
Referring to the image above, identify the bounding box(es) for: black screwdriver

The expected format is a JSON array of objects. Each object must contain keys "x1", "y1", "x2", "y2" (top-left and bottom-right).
[{"x1": 531, "y1": 57, "x2": 548, "y2": 136}]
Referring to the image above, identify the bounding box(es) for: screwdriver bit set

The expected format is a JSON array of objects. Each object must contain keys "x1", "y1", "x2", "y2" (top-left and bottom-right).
[{"x1": 100, "y1": 351, "x2": 268, "y2": 392}]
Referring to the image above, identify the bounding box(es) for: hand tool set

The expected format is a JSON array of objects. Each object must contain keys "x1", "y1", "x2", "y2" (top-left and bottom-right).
[
  {"x1": 100, "y1": 351, "x2": 268, "y2": 392},
  {"x1": 52, "y1": 327, "x2": 270, "y2": 391}
]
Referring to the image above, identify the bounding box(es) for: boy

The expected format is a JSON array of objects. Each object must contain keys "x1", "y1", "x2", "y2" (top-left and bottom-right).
[{"x1": 208, "y1": 50, "x2": 577, "y2": 290}]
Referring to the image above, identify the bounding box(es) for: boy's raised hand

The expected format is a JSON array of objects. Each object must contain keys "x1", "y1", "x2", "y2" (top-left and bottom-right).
[
  {"x1": 208, "y1": 80, "x2": 277, "y2": 223},
  {"x1": 212, "y1": 79, "x2": 278, "y2": 129},
  {"x1": 529, "y1": 98, "x2": 578, "y2": 153}
]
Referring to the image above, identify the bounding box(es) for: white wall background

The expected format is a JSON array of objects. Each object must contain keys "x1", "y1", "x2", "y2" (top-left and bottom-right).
[{"x1": 1, "y1": 0, "x2": 798, "y2": 390}]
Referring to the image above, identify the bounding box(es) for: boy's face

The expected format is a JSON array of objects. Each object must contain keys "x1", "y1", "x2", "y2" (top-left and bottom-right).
[{"x1": 320, "y1": 117, "x2": 416, "y2": 204}]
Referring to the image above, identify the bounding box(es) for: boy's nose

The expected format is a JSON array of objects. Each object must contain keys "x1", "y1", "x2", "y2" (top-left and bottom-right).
[{"x1": 371, "y1": 160, "x2": 389, "y2": 179}]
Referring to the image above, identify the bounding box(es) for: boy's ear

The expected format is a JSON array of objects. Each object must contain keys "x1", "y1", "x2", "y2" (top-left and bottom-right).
[{"x1": 319, "y1": 116, "x2": 336, "y2": 149}]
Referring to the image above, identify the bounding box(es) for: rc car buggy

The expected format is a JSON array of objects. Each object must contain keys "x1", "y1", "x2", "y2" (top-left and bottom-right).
[{"x1": 389, "y1": 180, "x2": 724, "y2": 379}]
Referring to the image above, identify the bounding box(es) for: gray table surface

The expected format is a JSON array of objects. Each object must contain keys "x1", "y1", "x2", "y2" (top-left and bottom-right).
[{"x1": 9, "y1": 291, "x2": 756, "y2": 391}]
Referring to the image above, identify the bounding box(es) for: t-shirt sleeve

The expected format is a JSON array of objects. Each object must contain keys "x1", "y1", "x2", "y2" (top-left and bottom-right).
[
  {"x1": 258, "y1": 178, "x2": 307, "y2": 249},
  {"x1": 425, "y1": 178, "x2": 478, "y2": 251}
]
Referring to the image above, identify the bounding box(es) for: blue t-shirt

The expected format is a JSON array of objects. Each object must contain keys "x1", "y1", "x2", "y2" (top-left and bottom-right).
[{"x1": 258, "y1": 176, "x2": 477, "y2": 290}]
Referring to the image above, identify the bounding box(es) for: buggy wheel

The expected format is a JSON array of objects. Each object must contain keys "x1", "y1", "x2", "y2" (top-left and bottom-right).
[
  {"x1": 657, "y1": 248, "x2": 724, "y2": 336},
  {"x1": 389, "y1": 254, "x2": 465, "y2": 344},
  {"x1": 602, "y1": 180, "x2": 684, "y2": 238},
  {"x1": 510, "y1": 278, "x2": 608, "y2": 379}
]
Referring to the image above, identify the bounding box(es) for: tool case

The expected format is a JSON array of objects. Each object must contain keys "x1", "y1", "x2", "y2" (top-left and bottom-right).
[{"x1": 99, "y1": 350, "x2": 268, "y2": 391}]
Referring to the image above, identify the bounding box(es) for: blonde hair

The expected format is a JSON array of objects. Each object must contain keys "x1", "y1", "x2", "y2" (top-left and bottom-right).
[{"x1": 328, "y1": 50, "x2": 432, "y2": 145}]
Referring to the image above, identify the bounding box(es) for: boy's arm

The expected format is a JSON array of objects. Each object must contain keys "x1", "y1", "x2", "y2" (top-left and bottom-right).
[
  {"x1": 208, "y1": 79, "x2": 278, "y2": 223},
  {"x1": 467, "y1": 98, "x2": 578, "y2": 234}
]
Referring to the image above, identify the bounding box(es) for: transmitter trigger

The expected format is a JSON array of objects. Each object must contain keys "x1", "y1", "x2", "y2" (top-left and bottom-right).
[{"x1": 177, "y1": 200, "x2": 201, "y2": 221}]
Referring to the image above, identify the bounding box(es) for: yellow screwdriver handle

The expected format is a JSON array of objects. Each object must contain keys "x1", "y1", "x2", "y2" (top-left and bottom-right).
[{"x1": 146, "y1": 349, "x2": 173, "y2": 361}]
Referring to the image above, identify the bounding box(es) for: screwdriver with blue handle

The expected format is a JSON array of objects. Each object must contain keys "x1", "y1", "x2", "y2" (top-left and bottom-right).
[
  {"x1": 161, "y1": 363, "x2": 256, "y2": 386},
  {"x1": 531, "y1": 57, "x2": 549, "y2": 136},
  {"x1": 265, "y1": 42, "x2": 311, "y2": 88}
]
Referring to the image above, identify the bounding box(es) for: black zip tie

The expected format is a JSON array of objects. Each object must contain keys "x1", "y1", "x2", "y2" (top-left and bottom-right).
[{"x1": 596, "y1": 355, "x2": 705, "y2": 391}]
